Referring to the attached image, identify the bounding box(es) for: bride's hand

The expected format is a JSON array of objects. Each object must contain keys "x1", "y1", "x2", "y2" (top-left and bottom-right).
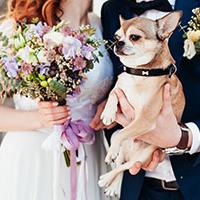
[{"x1": 37, "y1": 101, "x2": 70, "y2": 127}]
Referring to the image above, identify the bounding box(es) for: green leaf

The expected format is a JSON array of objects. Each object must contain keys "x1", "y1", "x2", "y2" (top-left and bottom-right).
[
  {"x1": 0, "y1": 83, "x2": 3, "y2": 91},
  {"x1": 48, "y1": 80, "x2": 67, "y2": 99},
  {"x1": 98, "y1": 51, "x2": 104, "y2": 57}
]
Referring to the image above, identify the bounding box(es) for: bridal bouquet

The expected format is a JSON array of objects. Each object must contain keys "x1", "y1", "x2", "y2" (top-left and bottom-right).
[
  {"x1": 183, "y1": 8, "x2": 200, "y2": 59},
  {"x1": 0, "y1": 18, "x2": 103, "y2": 165}
]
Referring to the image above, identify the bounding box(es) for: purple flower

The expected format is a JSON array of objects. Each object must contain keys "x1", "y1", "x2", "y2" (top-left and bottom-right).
[
  {"x1": 39, "y1": 65, "x2": 50, "y2": 75},
  {"x1": 3, "y1": 57, "x2": 19, "y2": 78},
  {"x1": 35, "y1": 22, "x2": 48, "y2": 37},
  {"x1": 81, "y1": 45, "x2": 95, "y2": 60},
  {"x1": 73, "y1": 57, "x2": 86, "y2": 70}
]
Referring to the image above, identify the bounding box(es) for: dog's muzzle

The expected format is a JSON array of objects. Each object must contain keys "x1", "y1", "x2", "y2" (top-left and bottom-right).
[{"x1": 116, "y1": 41, "x2": 125, "y2": 50}]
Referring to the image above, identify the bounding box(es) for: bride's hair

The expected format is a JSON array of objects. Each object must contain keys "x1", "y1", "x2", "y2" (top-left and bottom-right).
[{"x1": 8, "y1": 0, "x2": 63, "y2": 26}]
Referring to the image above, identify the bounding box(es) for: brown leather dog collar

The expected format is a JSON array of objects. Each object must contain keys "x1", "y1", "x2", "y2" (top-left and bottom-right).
[{"x1": 123, "y1": 64, "x2": 177, "y2": 78}]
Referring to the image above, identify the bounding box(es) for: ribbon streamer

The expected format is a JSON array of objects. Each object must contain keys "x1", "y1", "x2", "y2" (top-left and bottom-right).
[{"x1": 41, "y1": 119, "x2": 95, "y2": 200}]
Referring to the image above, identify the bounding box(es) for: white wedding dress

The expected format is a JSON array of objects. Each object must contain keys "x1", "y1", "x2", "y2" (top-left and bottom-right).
[{"x1": 0, "y1": 13, "x2": 114, "y2": 200}]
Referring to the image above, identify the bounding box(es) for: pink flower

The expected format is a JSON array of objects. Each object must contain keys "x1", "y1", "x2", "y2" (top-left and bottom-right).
[
  {"x1": 73, "y1": 57, "x2": 86, "y2": 70},
  {"x1": 60, "y1": 25, "x2": 73, "y2": 36},
  {"x1": 20, "y1": 62, "x2": 33, "y2": 76},
  {"x1": 76, "y1": 33, "x2": 87, "y2": 43}
]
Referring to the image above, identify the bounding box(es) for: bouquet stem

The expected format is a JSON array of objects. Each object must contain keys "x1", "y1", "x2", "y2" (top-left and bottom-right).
[{"x1": 64, "y1": 150, "x2": 71, "y2": 167}]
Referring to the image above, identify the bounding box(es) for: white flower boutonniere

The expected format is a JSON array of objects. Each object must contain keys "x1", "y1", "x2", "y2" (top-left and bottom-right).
[{"x1": 183, "y1": 8, "x2": 200, "y2": 59}]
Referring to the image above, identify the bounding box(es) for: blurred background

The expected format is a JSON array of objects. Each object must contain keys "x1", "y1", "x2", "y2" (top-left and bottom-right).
[
  {"x1": 0, "y1": 0, "x2": 7, "y2": 19},
  {"x1": 0, "y1": 0, "x2": 107, "y2": 17}
]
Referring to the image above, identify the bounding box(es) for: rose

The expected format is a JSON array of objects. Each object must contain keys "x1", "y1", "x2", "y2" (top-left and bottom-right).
[
  {"x1": 183, "y1": 39, "x2": 196, "y2": 59},
  {"x1": 187, "y1": 30, "x2": 200, "y2": 43},
  {"x1": 43, "y1": 31, "x2": 65, "y2": 47}
]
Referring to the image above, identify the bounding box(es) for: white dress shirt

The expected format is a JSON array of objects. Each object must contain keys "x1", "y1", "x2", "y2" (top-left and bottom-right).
[{"x1": 137, "y1": 0, "x2": 200, "y2": 182}]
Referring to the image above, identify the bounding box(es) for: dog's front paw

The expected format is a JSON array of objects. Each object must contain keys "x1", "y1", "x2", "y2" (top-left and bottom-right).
[
  {"x1": 98, "y1": 170, "x2": 117, "y2": 188},
  {"x1": 105, "y1": 144, "x2": 120, "y2": 164},
  {"x1": 100, "y1": 105, "x2": 117, "y2": 126},
  {"x1": 104, "y1": 173, "x2": 123, "y2": 198}
]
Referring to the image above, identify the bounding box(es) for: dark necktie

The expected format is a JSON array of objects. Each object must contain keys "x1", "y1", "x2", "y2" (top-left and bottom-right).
[{"x1": 126, "y1": 0, "x2": 173, "y2": 16}]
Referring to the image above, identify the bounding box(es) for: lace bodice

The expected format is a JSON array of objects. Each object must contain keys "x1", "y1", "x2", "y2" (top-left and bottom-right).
[{"x1": 13, "y1": 13, "x2": 113, "y2": 123}]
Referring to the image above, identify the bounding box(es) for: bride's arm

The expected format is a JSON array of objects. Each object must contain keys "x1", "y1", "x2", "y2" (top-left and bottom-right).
[{"x1": 0, "y1": 102, "x2": 70, "y2": 132}]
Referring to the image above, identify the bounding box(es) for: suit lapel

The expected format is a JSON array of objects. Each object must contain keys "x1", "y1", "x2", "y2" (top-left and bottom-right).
[{"x1": 169, "y1": 0, "x2": 199, "y2": 69}]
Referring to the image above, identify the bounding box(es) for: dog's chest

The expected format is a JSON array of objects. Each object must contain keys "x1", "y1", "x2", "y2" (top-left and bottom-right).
[{"x1": 116, "y1": 72, "x2": 162, "y2": 108}]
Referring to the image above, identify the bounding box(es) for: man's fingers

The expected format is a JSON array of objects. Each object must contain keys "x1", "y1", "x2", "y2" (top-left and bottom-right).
[
  {"x1": 159, "y1": 151, "x2": 166, "y2": 162},
  {"x1": 115, "y1": 89, "x2": 135, "y2": 121},
  {"x1": 142, "y1": 150, "x2": 160, "y2": 172},
  {"x1": 161, "y1": 83, "x2": 172, "y2": 113},
  {"x1": 129, "y1": 162, "x2": 142, "y2": 175}
]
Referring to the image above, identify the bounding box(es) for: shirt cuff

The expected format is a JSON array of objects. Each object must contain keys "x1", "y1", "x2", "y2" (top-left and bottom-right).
[{"x1": 186, "y1": 122, "x2": 200, "y2": 154}]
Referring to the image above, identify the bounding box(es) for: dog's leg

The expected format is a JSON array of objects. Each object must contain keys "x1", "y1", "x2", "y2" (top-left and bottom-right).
[
  {"x1": 100, "y1": 143, "x2": 156, "y2": 194},
  {"x1": 100, "y1": 139, "x2": 129, "y2": 198},
  {"x1": 105, "y1": 98, "x2": 162, "y2": 163},
  {"x1": 100, "y1": 89, "x2": 118, "y2": 126},
  {"x1": 99, "y1": 144, "x2": 124, "y2": 187}
]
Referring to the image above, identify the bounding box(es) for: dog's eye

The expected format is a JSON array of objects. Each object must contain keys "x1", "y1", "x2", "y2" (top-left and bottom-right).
[{"x1": 129, "y1": 34, "x2": 141, "y2": 41}]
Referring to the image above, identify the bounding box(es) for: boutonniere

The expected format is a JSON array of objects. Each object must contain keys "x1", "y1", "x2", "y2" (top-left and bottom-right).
[{"x1": 183, "y1": 8, "x2": 200, "y2": 59}]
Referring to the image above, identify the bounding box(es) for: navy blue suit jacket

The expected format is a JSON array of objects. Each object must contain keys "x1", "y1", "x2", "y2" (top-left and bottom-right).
[{"x1": 101, "y1": 0, "x2": 200, "y2": 199}]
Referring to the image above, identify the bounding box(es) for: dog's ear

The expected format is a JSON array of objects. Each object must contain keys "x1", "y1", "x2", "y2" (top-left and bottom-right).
[
  {"x1": 156, "y1": 11, "x2": 183, "y2": 40},
  {"x1": 119, "y1": 15, "x2": 125, "y2": 25}
]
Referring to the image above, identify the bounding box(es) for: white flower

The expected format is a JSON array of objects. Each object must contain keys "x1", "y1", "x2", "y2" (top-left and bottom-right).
[
  {"x1": 17, "y1": 46, "x2": 38, "y2": 64},
  {"x1": 0, "y1": 18, "x2": 16, "y2": 37},
  {"x1": 187, "y1": 30, "x2": 200, "y2": 43},
  {"x1": 183, "y1": 39, "x2": 196, "y2": 60},
  {"x1": 62, "y1": 36, "x2": 82, "y2": 58},
  {"x1": 43, "y1": 31, "x2": 64, "y2": 46},
  {"x1": 37, "y1": 50, "x2": 49, "y2": 64},
  {"x1": 14, "y1": 33, "x2": 26, "y2": 50}
]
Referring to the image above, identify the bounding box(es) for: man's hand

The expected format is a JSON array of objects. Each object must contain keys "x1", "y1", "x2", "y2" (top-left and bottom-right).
[
  {"x1": 90, "y1": 100, "x2": 117, "y2": 131},
  {"x1": 129, "y1": 149, "x2": 166, "y2": 175},
  {"x1": 136, "y1": 84, "x2": 191, "y2": 148}
]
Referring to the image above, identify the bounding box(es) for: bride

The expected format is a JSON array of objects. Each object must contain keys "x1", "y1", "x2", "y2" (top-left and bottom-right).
[{"x1": 0, "y1": 0, "x2": 113, "y2": 199}]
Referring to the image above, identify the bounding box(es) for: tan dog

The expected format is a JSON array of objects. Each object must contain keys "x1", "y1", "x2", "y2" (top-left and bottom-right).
[{"x1": 98, "y1": 11, "x2": 185, "y2": 197}]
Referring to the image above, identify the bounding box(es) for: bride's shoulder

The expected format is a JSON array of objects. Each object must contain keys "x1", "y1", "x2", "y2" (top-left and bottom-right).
[{"x1": 88, "y1": 12, "x2": 102, "y2": 33}]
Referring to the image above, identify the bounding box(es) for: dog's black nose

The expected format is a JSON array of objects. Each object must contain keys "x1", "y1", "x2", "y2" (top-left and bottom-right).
[{"x1": 116, "y1": 41, "x2": 125, "y2": 49}]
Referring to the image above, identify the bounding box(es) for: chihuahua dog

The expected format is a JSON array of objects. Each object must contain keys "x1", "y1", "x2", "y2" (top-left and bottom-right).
[{"x1": 98, "y1": 11, "x2": 185, "y2": 197}]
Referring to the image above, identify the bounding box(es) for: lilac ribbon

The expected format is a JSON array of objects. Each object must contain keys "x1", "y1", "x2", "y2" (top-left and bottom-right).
[{"x1": 61, "y1": 119, "x2": 95, "y2": 200}]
